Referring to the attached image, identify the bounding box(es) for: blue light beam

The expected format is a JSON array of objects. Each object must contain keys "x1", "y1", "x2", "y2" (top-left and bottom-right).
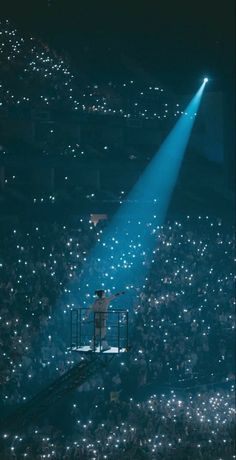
[
  {"x1": 120, "y1": 80, "x2": 207, "y2": 223},
  {"x1": 75, "y1": 81, "x2": 207, "y2": 305}
]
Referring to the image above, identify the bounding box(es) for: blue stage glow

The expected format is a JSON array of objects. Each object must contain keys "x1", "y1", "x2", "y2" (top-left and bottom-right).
[{"x1": 75, "y1": 81, "x2": 207, "y2": 307}]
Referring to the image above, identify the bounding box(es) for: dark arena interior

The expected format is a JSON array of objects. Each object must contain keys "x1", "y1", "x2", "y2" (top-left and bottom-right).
[{"x1": 0, "y1": 1, "x2": 235, "y2": 459}]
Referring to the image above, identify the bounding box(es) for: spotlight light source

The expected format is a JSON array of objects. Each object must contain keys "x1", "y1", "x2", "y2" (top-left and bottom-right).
[{"x1": 203, "y1": 77, "x2": 209, "y2": 83}]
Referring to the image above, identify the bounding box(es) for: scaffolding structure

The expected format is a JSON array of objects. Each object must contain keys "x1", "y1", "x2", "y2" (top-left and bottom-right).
[{"x1": 0, "y1": 309, "x2": 129, "y2": 434}]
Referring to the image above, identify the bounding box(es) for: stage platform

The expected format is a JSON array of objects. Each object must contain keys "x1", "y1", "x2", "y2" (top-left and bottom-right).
[{"x1": 71, "y1": 346, "x2": 127, "y2": 354}]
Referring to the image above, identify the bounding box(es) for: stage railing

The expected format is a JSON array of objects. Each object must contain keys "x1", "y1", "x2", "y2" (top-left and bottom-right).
[{"x1": 70, "y1": 308, "x2": 129, "y2": 352}]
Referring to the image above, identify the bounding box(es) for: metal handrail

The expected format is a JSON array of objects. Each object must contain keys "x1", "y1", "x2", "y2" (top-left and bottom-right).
[{"x1": 70, "y1": 308, "x2": 129, "y2": 352}]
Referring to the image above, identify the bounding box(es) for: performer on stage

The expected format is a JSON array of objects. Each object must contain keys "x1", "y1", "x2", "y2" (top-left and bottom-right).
[{"x1": 86, "y1": 289, "x2": 125, "y2": 350}]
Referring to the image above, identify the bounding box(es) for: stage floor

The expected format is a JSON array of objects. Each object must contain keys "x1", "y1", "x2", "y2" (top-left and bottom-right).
[{"x1": 71, "y1": 346, "x2": 127, "y2": 354}]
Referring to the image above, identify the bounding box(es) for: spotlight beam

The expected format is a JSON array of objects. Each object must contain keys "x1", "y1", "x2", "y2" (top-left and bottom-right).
[
  {"x1": 120, "y1": 81, "x2": 207, "y2": 223},
  {"x1": 74, "y1": 81, "x2": 207, "y2": 304}
]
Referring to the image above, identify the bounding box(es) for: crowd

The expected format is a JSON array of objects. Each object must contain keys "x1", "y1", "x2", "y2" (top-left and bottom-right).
[
  {"x1": 0, "y1": 20, "x2": 78, "y2": 112},
  {"x1": 0, "y1": 19, "x2": 183, "y2": 120},
  {"x1": 127, "y1": 219, "x2": 235, "y2": 388},
  {"x1": 1, "y1": 387, "x2": 235, "y2": 459},
  {"x1": 0, "y1": 19, "x2": 188, "y2": 166},
  {"x1": 0, "y1": 214, "x2": 235, "y2": 458}
]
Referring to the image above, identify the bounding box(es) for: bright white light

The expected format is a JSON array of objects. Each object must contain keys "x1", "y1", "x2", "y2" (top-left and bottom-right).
[{"x1": 203, "y1": 77, "x2": 209, "y2": 83}]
